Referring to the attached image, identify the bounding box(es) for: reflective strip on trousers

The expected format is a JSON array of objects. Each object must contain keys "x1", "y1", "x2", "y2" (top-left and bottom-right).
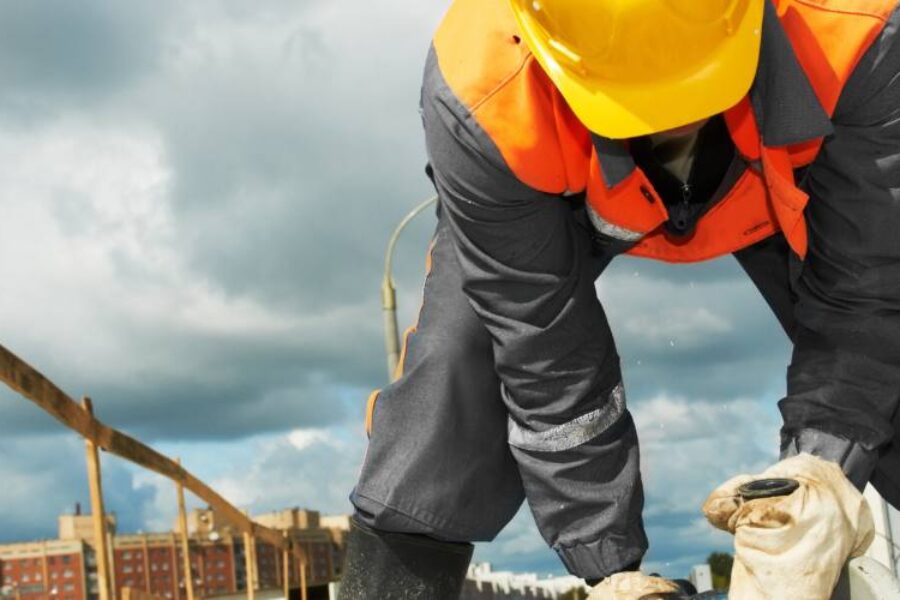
[{"x1": 508, "y1": 383, "x2": 627, "y2": 452}]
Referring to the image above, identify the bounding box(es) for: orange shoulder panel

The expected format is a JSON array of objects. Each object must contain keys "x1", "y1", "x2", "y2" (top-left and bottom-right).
[
  {"x1": 779, "y1": 0, "x2": 899, "y2": 164},
  {"x1": 433, "y1": 0, "x2": 591, "y2": 194}
]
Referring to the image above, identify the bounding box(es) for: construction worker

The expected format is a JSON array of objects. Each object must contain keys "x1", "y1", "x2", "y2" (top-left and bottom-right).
[{"x1": 339, "y1": 0, "x2": 900, "y2": 598}]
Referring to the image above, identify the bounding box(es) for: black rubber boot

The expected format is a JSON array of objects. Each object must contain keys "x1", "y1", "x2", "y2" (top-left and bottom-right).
[{"x1": 338, "y1": 516, "x2": 474, "y2": 600}]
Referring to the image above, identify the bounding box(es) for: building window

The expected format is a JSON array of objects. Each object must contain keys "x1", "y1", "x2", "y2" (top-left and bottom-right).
[
  {"x1": 123, "y1": 552, "x2": 132, "y2": 560},
  {"x1": 63, "y1": 570, "x2": 74, "y2": 579},
  {"x1": 63, "y1": 584, "x2": 75, "y2": 592},
  {"x1": 162, "y1": 564, "x2": 169, "y2": 571},
  {"x1": 151, "y1": 565, "x2": 158, "y2": 572},
  {"x1": 22, "y1": 574, "x2": 30, "y2": 583},
  {"x1": 62, "y1": 557, "x2": 71, "y2": 565},
  {"x1": 123, "y1": 566, "x2": 133, "y2": 574}
]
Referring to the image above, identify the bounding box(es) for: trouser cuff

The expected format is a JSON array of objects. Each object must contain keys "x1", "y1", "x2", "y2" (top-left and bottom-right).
[
  {"x1": 555, "y1": 530, "x2": 647, "y2": 580},
  {"x1": 780, "y1": 428, "x2": 878, "y2": 491}
]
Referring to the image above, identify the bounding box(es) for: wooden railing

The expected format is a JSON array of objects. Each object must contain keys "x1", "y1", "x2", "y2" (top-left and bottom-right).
[{"x1": 0, "y1": 343, "x2": 309, "y2": 600}]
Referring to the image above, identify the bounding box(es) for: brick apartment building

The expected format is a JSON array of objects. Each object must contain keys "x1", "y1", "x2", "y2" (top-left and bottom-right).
[{"x1": 0, "y1": 507, "x2": 349, "y2": 600}]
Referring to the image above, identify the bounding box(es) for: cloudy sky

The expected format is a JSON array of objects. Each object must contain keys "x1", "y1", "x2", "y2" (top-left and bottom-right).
[{"x1": 0, "y1": 0, "x2": 796, "y2": 580}]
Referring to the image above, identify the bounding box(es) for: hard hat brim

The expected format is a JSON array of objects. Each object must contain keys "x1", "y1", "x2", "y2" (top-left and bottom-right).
[{"x1": 517, "y1": 0, "x2": 765, "y2": 139}]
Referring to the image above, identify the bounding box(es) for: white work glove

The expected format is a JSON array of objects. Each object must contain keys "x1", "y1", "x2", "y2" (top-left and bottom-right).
[
  {"x1": 587, "y1": 571, "x2": 680, "y2": 600},
  {"x1": 702, "y1": 453, "x2": 875, "y2": 600}
]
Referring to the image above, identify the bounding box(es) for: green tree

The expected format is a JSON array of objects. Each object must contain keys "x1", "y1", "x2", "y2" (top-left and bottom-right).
[{"x1": 707, "y1": 552, "x2": 734, "y2": 590}]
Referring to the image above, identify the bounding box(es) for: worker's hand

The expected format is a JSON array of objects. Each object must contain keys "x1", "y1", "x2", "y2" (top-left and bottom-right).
[
  {"x1": 587, "y1": 571, "x2": 680, "y2": 600},
  {"x1": 702, "y1": 453, "x2": 875, "y2": 600}
]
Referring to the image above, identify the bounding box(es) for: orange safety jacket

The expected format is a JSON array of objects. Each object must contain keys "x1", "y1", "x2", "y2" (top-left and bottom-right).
[{"x1": 432, "y1": 0, "x2": 898, "y2": 263}]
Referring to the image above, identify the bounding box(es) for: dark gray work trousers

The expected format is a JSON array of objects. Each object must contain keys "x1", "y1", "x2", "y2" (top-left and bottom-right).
[{"x1": 350, "y1": 197, "x2": 795, "y2": 580}]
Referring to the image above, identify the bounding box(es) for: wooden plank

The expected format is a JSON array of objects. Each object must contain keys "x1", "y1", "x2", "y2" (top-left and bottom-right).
[
  {"x1": 106, "y1": 531, "x2": 117, "y2": 599},
  {"x1": 169, "y1": 535, "x2": 179, "y2": 600},
  {"x1": 83, "y1": 398, "x2": 113, "y2": 600},
  {"x1": 142, "y1": 537, "x2": 151, "y2": 593},
  {"x1": 0, "y1": 343, "x2": 286, "y2": 550},
  {"x1": 227, "y1": 535, "x2": 237, "y2": 594},
  {"x1": 242, "y1": 533, "x2": 255, "y2": 600},
  {"x1": 281, "y1": 534, "x2": 289, "y2": 600},
  {"x1": 176, "y1": 459, "x2": 195, "y2": 600},
  {"x1": 292, "y1": 547, "x2": 307, "y2": 600},
  {"x1": 251, "y1": 540, "x2": 259, "y2": 592}
]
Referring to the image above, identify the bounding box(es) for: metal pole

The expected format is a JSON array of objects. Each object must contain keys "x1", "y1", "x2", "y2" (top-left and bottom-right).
[
  {"x1": 175, "y1": 459, "x2": 195, "y2": 600},
  {"x1": 82, "y1": 397, "x2": 113, "y2": 600},
  {"x1": 382, "y1": 196, "x2": 437, "y2": 380}
]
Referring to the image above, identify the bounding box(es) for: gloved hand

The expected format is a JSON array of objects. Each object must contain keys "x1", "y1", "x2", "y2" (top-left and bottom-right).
[
  {"x1": 587, "y1": 571, "x2": 680, "y2": 599},
  {"x1": 702, "y1": 453, "x2": 875, "y2": 600}
]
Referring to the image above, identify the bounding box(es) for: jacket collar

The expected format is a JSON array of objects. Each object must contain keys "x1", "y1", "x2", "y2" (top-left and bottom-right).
[
  {"x1": 594, "y1": 0, "x2": 833, "y2": 188},
  {"x1": 751, "y1": 0, "x2": 833, "y2": 147}
]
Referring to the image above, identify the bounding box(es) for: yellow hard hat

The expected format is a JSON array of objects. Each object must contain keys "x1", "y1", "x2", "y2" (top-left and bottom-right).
[{"x1": 509, "y1": 0, "x2": 765, "y2": 139}]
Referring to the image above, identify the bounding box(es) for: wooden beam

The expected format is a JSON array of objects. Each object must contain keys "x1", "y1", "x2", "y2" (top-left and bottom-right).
[
  {"x1": 226, "y1": 535, "x2": 237, "y2": 594},
  {"x1": 83, "y1": 397, "x2": 113, "y2": 600},
  {"x1": 242, "y1": 533, "x2": 255, "y2": 600},
  {"x1": 0, "y1": 344, "x2": 286, "y2": 550},
  {"x1": 292, "y1": 546, "x2": 307, "y2": 600},
  {"x1": 250, "y1": 540, "x2": 258, "y2": 592},
  {"x1": 106, "y1": 531, "x2": 117, "y2": 599},
  {"x1": 169, "y1": 535, "x2": 179, "y2": 600},
  {"x1": 142, "y1": 537, "x2": 151, "y2": 593},
  {"x1": 175, "y1": 459, "x2": 195, "y2": 600},
  {"x1": 281, "y1": 534, "x2": 290, "y2": 600}
]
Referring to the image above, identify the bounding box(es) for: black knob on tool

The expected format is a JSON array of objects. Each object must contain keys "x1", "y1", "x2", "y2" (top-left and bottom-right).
[{"x1": 738, "y1": 478, "x2": 800, "y2": 501}]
